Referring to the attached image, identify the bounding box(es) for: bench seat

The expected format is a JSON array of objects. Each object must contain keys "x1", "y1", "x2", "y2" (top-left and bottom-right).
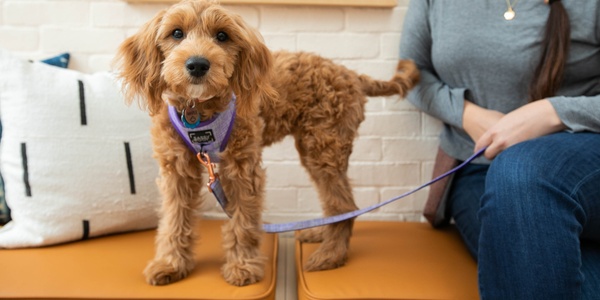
[
  {"x1": 0, "y1": 219, "x2": 278, "y2": 300},
  {"x1": 296, "y1": 221, "x2": 478, "y2": 300}
]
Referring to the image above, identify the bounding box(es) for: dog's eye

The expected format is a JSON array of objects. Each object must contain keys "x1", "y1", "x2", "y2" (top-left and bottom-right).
[
  {"x1": 172, "y1": 29, "x2": 184, "y2": 40},
  {"x1": 216, "y1": 31, "x2": 229, "y2": 42}
]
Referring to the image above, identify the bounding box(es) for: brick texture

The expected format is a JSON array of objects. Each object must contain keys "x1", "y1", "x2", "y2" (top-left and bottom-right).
[{"x1": 0, "y1": 0, "x2": 439, "y2": 222}]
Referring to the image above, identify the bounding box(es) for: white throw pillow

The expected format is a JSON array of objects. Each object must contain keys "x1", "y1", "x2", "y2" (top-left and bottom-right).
[{"x1": 0, "y1": 49, "x2": 160, "y2": 248}]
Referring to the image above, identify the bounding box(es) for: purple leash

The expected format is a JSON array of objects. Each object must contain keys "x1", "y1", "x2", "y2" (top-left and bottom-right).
[
  {"x1": 206, "y1": 148, "x2": 486, "y2": 233},
  {"x1": 168, "y1": 99, "x2": 487, "y2": 233},
  {"x1": 261, "y1": 148, "x2": 486, "y2": 232}
]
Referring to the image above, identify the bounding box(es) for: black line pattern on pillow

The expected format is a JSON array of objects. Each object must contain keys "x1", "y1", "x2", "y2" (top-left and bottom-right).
[
  {"x1": 124, "y1": 142, "x2": 136, "y2": 195},
  {"x1": 78, "y1": 80, "x2": 87, "y2": 126},
  {"x1": 82, "y1": 220, "x2": 90, "y2": 240},
  {"x1": 20, "y1": 143, "x2": 31, "y2": 197}
]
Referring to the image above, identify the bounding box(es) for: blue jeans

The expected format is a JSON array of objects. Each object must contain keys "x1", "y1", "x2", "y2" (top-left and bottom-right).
[{"x1": 448, "y1": 132, "x2": 600, "y2": 300}]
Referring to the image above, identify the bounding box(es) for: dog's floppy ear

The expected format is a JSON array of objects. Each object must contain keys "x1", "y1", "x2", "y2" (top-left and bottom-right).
[
  {"x1": 230, "y1": 16, "x2": 278, "y2": 118},
  {"x1": 114, "y1": 10, "x2": 166, "y2": 115}
]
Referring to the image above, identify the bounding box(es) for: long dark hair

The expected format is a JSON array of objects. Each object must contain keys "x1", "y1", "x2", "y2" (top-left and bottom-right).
[{"x1": 528, "y1": 0, "x2": 570, "y2": 102}]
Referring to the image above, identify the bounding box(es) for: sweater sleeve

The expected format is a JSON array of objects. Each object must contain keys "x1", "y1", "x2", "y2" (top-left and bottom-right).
[
  {"x1": 398, "y1": 0, "x2": 467, "y2": 129},
  {"x1": 548, "y1": 96, "x2": 600, "y2": 133},
  {"x1": 548, "y1": 4, "x2": 600, "y2": 134}
]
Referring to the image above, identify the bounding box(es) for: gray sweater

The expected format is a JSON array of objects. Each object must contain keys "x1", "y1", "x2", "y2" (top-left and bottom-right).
[{"x1": 399, "y1": 0, "x2": 600, "y2": 164}]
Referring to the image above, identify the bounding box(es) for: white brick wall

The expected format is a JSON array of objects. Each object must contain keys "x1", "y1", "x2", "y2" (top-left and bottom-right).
[{"x1": 0, "y1": 0, "x2": 440, "y2": 223}]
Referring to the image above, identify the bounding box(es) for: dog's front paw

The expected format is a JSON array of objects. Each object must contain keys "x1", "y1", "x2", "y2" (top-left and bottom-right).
[
  {"x1": 221, "y1": 258, "x2": 265, "y2": 286},
  {"x1": 144, "y1": 259, "x2": 192, "y2": 286},
  {"x1": 303, "y1": 247, "x2": 348, "y2": 272},
  {"x1": 296, "y1": 227, "x2": 324, "y2": 243}
]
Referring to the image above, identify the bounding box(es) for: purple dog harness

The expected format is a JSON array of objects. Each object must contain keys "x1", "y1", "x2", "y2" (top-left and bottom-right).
[
  {"x1": 168, "y1": 94, "x2": 236, "y2": 163},
  {"x1": 169, "y1": 95, "x2": 236, "y2": 212},
  {"x1": 170, "y1": 94, "x2": 486, "y2": 233}
]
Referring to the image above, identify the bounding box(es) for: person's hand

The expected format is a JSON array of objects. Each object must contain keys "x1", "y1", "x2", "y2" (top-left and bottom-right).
[
  {"x1": 462, "y1": 100, "x2": 505, "y2": 143},
  {"x1": 474, "y1": 99, "x2": 567, "y2": 159}
]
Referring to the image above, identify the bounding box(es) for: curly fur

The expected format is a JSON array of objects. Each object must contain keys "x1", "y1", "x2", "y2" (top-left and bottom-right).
[{"x1": 114, "y1": 0, "x2": 419, "y2": 286}]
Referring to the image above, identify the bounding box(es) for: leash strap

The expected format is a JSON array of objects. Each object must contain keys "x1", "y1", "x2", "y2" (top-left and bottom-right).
[
  {"x1": 209, "y1": 180, "x2": 231, "y2": 217},
  {"x1": 206, "y1": 148, "x2": 486, "y2": 233},
  {"x1": 169, "y1": 94, "x2": 486, "y2": 232}
]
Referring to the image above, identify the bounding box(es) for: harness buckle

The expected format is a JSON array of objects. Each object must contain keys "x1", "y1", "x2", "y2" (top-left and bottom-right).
[{"x1": 197, "y1": 152, "x2": 219, "y2": 192}]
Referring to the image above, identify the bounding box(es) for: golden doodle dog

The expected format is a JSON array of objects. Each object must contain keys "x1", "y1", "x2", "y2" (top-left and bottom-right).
[{"x1": 115, "y1": 0, "x2": 419, "y2": 286}]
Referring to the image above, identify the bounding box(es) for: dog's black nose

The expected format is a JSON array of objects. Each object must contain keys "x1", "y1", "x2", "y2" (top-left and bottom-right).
[{"x1": 186, "y1": 56, "x2": 211, "y2": 78}]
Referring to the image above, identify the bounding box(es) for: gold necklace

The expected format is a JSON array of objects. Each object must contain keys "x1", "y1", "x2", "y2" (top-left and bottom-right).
[{"x1": 504, "y1": 0, "x2": 520, "y2": 20}]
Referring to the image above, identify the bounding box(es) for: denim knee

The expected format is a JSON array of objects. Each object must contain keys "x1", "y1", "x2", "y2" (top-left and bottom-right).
[
  {"x1": 481, "y1": 145, "x2": 540, "y2": 213},
  {"x1": 480, "y1": 140, "x2": 585, "y2": 228}
]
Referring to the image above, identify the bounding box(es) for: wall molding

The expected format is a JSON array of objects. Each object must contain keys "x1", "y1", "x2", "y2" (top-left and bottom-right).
[{"x1": 122, "y1": 0, "x2": 398, "y2": 8}]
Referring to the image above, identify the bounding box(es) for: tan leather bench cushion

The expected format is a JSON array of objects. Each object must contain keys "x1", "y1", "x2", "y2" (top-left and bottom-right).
[
  {"x1": 0, "y1": 219, "x2": 277, "y2": 300},
  {"x1": 296, "y1": 221, "x2": 478, "y2": 300}
]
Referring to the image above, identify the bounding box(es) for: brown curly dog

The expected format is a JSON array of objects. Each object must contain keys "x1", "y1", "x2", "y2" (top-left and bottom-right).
[{"x1": 114, "y1": 0, "x2": 419, "y2": 287}]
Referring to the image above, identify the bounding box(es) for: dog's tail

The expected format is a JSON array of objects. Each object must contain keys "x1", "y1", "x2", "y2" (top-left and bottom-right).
[{"x1": 359, "y1": 60, "x2": 420, "y2": 98}]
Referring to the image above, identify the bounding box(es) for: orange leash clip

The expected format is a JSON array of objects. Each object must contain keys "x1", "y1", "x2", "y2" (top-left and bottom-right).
[{"x1": 197, "y1": 152, "x2": 219, "y2": 193}]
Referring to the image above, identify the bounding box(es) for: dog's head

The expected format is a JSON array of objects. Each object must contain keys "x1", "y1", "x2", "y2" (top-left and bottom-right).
[{"x1": 114, "y1": 0, "x2": 276, "y2": 117}]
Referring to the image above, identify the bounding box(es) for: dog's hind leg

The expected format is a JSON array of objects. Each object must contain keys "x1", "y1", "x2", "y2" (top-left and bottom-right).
[
  {"x1": 144, "y1": 149, "x2": 204, "y2": 285},
  {"x1": 295, "y1": 132, "x2": 360, "y2": 271}
]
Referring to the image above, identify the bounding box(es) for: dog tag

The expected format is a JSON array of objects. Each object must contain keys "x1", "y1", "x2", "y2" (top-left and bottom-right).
[{"x1": 182, "y1": 106, "x2": 201, "y2": 128}]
